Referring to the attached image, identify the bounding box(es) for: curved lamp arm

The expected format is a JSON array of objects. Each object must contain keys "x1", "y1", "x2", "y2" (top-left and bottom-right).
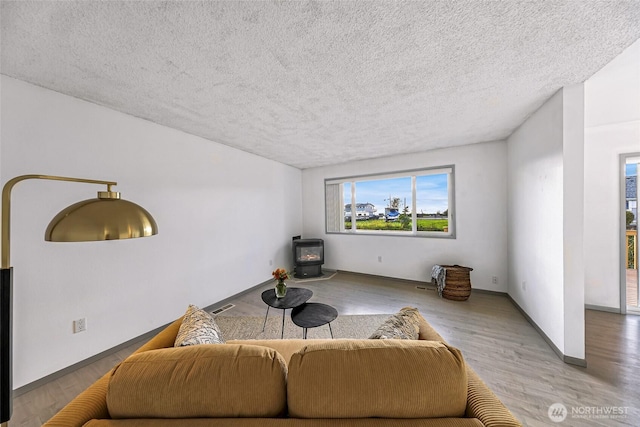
[{"x1": 1, "y1": 175, "x2": 117, "y2": 269}]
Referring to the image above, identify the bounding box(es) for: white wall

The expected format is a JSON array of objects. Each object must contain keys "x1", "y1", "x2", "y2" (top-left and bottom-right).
[
  {"x1": 0, "y1": 76, "x2": 302, "y2": 388},
  {"x1": 507, "y1": 86, "x2": 586, "y2": 360},
  {"x1": 562, "y1": 84, "x2": 585, "y2": 359},
  {"x1": 584, "y1": 39, "x2": 640, "y2": 310},
  {"x1": 508, "y1": 90, "x2": 566, "y2": 351},
  {"x1": 301, "y1": 140, "x2": 509, "y2": 292}
]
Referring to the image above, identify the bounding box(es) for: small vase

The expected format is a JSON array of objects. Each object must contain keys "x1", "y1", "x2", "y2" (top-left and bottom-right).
[{"x1": 275, "y1": 280, "x2": 287, "y2": 298}]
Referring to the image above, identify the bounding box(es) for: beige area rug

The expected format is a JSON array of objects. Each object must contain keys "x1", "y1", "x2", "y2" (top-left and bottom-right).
[{"x1": 215, "y1": 314, "x2": 391, "y2": 340}]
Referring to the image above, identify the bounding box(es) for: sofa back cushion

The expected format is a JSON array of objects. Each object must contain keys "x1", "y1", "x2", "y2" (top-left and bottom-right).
[
  {"x1": 106, "y1": 344, "x2": 287, "y2": 418},
  {"x1": 287, "y1": 340, "x2": 467, "y2": 419}
]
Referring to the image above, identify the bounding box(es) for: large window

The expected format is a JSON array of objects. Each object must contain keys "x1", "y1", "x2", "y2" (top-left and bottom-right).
[{"x1": 325, "y1": 166, "x2": 455, "y2": 237}]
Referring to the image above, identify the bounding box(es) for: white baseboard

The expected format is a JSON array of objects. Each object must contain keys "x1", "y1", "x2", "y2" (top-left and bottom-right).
[{"x1": 585, "y1": 304, "x2": 621, "y2": 314}]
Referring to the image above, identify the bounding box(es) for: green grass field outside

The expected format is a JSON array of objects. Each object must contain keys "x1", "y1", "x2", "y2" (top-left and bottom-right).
[{"x1": 344, "y1": 218, "x2": 448, "y2": 232}]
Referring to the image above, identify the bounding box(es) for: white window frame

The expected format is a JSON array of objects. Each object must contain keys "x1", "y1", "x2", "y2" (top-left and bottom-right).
[{"x1": 325, "y1": 165, "x2": 455, "y2": 238}]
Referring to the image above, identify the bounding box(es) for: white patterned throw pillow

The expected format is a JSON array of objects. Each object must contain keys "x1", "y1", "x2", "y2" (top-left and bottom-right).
[
  {"x1": 368, "y1": 307, "x2": 421, "y2": 340},
  {"x1": 174, "y1": 304, "x2": 225, "y2": 346}
]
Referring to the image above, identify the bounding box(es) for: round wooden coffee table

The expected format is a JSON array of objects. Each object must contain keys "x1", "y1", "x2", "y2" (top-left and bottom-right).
[
  {"x1": 261, "y1": 287, "x2": 313, "y2": 339},
  {"x1": 291, "y1": 302, "x2": 338, "y2": 339}
]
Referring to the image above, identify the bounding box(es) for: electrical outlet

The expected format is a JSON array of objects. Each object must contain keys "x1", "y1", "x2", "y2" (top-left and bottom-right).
[
  {"x1": 522, "y1": 281, "x2": 527, "y2": 291},
  {"x1": 269, "y1": 260, "x2": 273, "y2": 266},
  {"x1": 73, "y1": 318, "x2": 87, "y2": 333},
  {"x1": 492, "y1": 276, "x2": 498, "y2": 285},
  {"x1": 378, "y1": 256, "x2": 382, "y2": 263}
]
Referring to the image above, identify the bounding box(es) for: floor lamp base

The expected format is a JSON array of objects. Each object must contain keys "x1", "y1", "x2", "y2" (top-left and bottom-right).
[{"x1": 0, "y1": 268, "x2": 13, "y2": 424}]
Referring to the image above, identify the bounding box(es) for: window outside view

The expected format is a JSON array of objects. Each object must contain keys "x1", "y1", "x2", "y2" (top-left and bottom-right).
[
  {"x1": 627, "y1": 163, "x2": 637, "y2": 230},
  {"x1": 626, "y1": 161, "x2": 638, "y2": 309},
  {"x1": 327, "y1": 167, "x2": 453, "y2": 236}
]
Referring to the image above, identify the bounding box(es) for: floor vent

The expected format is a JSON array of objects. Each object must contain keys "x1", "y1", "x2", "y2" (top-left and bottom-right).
[{"x1": 211, "y1": 303, "x2": 235, "y2": 315}]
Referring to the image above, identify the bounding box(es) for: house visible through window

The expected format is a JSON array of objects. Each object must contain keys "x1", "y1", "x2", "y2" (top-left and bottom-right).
[{"x1": 325, "y1": 166, "x2": 455, "y2": 237}]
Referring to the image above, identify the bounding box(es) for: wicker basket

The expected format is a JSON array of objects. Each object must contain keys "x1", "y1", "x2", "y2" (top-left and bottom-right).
[{"x1": 440, "y1": 265, "x2": 473, "y2": 301}]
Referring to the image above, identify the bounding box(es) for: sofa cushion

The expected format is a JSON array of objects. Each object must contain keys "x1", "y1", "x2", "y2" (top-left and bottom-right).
[
  {"x1": 174, "y1": 304, "x2": 225, "y2": 346},
  {"x1": 287, "y1": 339, "x2": 467, "y2": 419},
  {"x1": 106, "y1": 344, "x2": 287, "y2": 418}
]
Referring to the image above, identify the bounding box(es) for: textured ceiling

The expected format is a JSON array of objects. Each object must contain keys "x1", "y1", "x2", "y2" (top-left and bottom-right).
[{"x1": 2, "y1": 1, "x2": 640, "y2": 169}]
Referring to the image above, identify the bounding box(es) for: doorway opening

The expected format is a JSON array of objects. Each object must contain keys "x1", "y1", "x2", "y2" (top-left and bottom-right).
[{"x1": 622, "y1": 154, "x2": 639, "y2": 314}]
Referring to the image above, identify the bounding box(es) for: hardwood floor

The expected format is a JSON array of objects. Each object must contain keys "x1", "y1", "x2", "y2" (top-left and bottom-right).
[{"x1": 10, "y1": 271, "x2": 640, "y2": 426}]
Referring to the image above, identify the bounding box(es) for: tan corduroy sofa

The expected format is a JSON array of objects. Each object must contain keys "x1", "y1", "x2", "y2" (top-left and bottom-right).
[{"x1": 44, "y1": 311, "x2": 521, "y2": 427}]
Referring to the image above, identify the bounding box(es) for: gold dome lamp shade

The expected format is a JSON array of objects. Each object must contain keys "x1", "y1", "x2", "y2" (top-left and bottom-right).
[
  {"x1": 1, "y1": 175, "x2": 158, "y2": 425},
  {"x1": 45, "y1": 189, "x2": 158, "y2": 242}
]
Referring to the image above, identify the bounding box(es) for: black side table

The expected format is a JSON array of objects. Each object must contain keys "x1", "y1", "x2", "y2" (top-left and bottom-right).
[
  {"x1": 261, "y1": 287, "x2": 313, "y2": 339},
  {"x1": 291, "y1": 302, "x2": 338, "y2": 339}
]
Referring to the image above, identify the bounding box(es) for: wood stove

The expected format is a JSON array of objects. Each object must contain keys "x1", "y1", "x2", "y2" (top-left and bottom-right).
[{"x1": 292, "y1": 238, "x2": 324, "y2": 278}]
